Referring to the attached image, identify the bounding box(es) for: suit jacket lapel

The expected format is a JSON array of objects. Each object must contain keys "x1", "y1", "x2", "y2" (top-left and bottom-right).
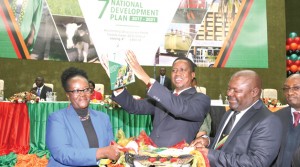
[
  {"x1": 211, "y1": 110, "x2": 232, "y2": 148},
  {"x1": 66, "y1": 105, "x2": 89, "y2": 147},
  {"x1": 222, "y1": 100, "x2": 263, "y2": 149},
  {"x1": 157, "y1": 88, "x2": 197, "y2": 123}
]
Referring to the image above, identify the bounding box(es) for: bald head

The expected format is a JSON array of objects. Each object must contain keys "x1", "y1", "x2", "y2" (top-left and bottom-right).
[
  {"x1": 227, "y1": 70, "x2": 262, "y2": 111},
  {"x1": 286, "y1": 73, "x2": 300, "y2": 82},
  {"x1": 231, "y1": 70, "x2": 262, "y2": 92}
]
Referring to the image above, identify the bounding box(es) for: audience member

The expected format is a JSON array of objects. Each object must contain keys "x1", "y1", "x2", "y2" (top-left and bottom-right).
[
  {"x1": 46, "y1": 67, "x2": 120, "y2": 166},
  {"x1": 196, "y1": 113, "x2": 212, "y2": 138},
  {"x1": 191, "y1": 70, "x2": 282, "y2": 167},
  {"x1": 191, "y1": 77, "x2": 211, "y2": 137},
  {"x1": 156, "y1": 67, "x2": 172, "y2": 90},
  {"x1": 89, "y1": 80, "x2": 103, "y2": 101},
  {"x1": 192, "y1": 77, "x2": 206, "y2": 95},
  {"x1": 104, "y1": 50, "x2": 210, "y2": 147},
  {"x1": 271, "y1": 74, "x2": 300, "y2": 166},
  {"x1": 31, "y1": 76, "x2": 52, "y2": 100}
]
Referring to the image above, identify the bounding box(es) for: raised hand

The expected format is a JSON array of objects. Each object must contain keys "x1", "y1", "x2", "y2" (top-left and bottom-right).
[{"x1": 125, "y1": 50, "x2": 150, "y2": 85}]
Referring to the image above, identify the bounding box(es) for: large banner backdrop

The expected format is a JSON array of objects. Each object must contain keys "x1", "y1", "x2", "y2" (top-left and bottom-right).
[{"x1": 0, "y1": 0, "x2": 268, "y2": 68}]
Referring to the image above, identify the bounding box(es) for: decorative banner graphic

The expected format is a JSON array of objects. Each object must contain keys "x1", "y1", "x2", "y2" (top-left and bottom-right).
[
  {"x1": 213, "y1": 0, "x2": 268, "y2": 68},
  {"x1": 78, "y1": 0, "x2": 182, "y2": 66},
  {"x1": 190, "y1": 0, "x2": 268, "y2": 68},
  {"x1": 0, "y1": 0, "x2": 269, "y2": 68}
]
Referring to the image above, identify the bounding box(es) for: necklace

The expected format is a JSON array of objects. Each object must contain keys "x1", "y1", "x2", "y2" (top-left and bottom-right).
[{"x1": 79, "y1": 110, "x2": 90, "y2": 121}]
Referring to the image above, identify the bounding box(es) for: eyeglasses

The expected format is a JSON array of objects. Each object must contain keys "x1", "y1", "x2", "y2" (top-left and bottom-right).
[
  {"x1": 66, "y1": 88, "x2": 92, "y2": 95},
  {"x1": 282, "y1": 86, "x2": 300, "y2": 92}
]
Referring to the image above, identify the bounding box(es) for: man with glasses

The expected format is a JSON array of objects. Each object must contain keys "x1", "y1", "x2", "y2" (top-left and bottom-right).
[{"x1": 272, "y1": 74, "x2": 300, "y2": 167}]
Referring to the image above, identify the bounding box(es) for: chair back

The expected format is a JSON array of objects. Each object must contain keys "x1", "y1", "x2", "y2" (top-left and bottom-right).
[
  {"x1": 195, "y1": 86, "x2": 206, "y2": 94},
  {"x1": 262, "y1": 88, "x2": 278, "y2": 99},
  {"x1": 95, "y1": 84, "x2": 104, "y2": 96},
  {"x1": 0, "y1": 80, "x2": 3, "y2": 91},
  {"x1": 33, "y1": 83, "x2": 54, "y2": 91}
]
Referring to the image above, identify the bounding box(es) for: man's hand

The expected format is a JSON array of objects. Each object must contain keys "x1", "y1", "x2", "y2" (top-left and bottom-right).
[
  {"x1": 125, "y1": 50, "x2": 150, "y2": 85},
  {"x1": 196, "y1": 131, "x2": 207, "y2": 138},
  {"x1": 100, "y1": 54, "x2": 110, "y2": 78},
  {"x1": 190, "y1": 136, "x2": 210, "y2": 148}
]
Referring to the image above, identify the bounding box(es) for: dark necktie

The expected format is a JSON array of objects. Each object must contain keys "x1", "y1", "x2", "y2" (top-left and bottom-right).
[
  {"x1": 293, "y1": 112, "x2": 300, "y2": 127},
  {"x1": 220, "y1": 111, "x2": 239, "y2": 140},
  {"x1": 214, "y1": 111, "x2": 239, "y2": 150}
]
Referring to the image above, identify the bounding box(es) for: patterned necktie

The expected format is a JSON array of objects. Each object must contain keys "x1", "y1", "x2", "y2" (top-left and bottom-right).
[
  {"x1": 215, "y1": 111, "x2": 239, "y2": 150},
  {"x1": 221, "y1": 111, "x2": 239, "y2": 140},
  {"x1": 37, "y1": 88, "x2": 41, "y2": 96},
  {"x1": 293, "y1": 112, "x2": 300, "y2": 127}
]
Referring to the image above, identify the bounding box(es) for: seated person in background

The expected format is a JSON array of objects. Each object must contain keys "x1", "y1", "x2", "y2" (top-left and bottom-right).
[
  {"x1": 196, "y1": 113, "x2": 212, "y2": 137},
  {"x1": 192, "y1": 77, "x2": 204, "y2": 94},
  {"x1": 101, "y1": 50, "x2": 210, "y2": 147},
  {"x1": 30, "y1": 76, "x2": 52, "y2": 100},
  {"x1": 156, "y1": 67, "x2": 172, "y2": 90},
  {"x1": 46, "y1": 67, "x2": 120, "y2": 166},
  {"x1": 192, "y1": 77, "x2": 211, "y2": 137},
  {"x1": 89, "y1": 80, "x2": 103, "y2": 101},
  {"x1": 191, "y1": 70, "x2": 282, "y2": 167}
]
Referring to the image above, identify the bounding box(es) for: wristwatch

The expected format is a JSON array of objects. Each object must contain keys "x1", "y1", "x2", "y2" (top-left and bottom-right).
[
  {"x1": 201, "y1": 135, "x2": 210, "y2": 147},
  {"x1": 201, "y1": 135, "x2": 209, "y2": 138}
]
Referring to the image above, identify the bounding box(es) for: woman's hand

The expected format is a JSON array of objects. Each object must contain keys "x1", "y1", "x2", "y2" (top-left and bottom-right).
[
  {"x1": 125, "y1": 50, "x2": 150, "y2": 85},
  {"x1": 96, "y1": 143, "x2": 120, "y2": 161}
]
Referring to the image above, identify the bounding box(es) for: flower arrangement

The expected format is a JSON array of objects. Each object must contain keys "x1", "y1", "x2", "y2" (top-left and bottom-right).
[
  {"x1": 9, "y1": 91, "x2": 39, "y2": 103},
  {"x1": 99, "y1": 130, "x2": 209, "y2": 167},
  {"x1": 90, "y1": 95, "x2": 121, "y2": 109},
  {"x1": 262, "y1": 98, "x2": 281, "y2": 107},
  {"x1": 103, "y1": 96, "x2": 121, "y2": 109}
]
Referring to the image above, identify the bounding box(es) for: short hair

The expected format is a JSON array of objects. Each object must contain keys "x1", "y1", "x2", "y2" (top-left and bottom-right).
[
  {"x1": 61, "y1": 67, "x2": 88, "y2": 91},
  {"x1": 35, "y1": 76, "x2": 44, "y2": 82},
  {"x1": 88, "y1": 80, "x2": 95, "y2": 88},
  {"x1": 172, "y1": 57, "x2": 196, "y2": 72}
]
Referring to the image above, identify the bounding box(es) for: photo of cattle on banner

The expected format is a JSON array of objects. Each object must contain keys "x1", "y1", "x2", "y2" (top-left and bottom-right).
[{"x1": 53, "y1": 15, "x2": 100, "y2": 63}]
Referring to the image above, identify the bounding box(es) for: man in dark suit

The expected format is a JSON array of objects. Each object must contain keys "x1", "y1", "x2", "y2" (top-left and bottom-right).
[
  {"x1": 111, "y1": 50, "x2": 210, "y2": 147},
  {"x1": 31, "y1": 76, "x2": 52, "y2": 100},
  {"x1": 191, "y1": 70, "x2": 282, "y2": 167},
  {"x1": 272, "y1": 74, "x2": 300, "y2": 167},
  {"x1": 156, "y1": 67, "x2": 172, "y2": 90},
  {"x1": 292, "y1": 148, "x2": 300, "y2": 166}
]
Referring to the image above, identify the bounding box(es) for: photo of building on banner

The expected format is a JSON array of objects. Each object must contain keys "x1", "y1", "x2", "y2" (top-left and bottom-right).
[{"x1": 0, "y1": 0, "x2": 268, "y2": 68}]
